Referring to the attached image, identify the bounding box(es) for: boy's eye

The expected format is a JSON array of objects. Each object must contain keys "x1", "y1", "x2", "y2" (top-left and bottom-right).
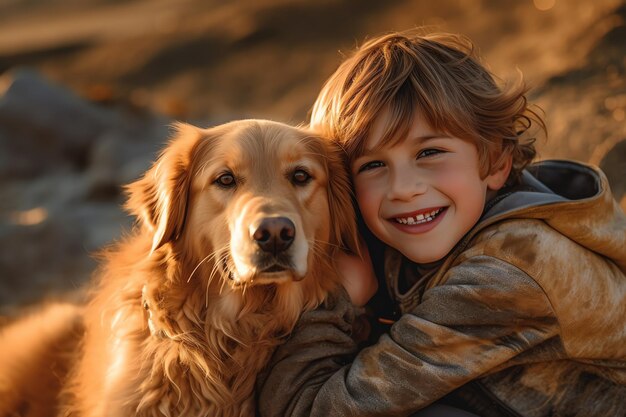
[
  {"x1": 357, "y1": 160, "x2": 385, "y2": 173},
  {"x1": 417, "y1": 148, "x2": 444, "y2": 159}
]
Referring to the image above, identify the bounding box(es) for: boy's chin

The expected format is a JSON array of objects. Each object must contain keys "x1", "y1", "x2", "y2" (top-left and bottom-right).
[{"x1": 400, "y1": 249, "x2": 446, "y2": 265}]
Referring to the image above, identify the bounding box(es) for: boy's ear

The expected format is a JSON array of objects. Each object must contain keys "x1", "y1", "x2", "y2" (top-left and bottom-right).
[{"x1": 486, "y1": 153, "x2": 513, "y2": 191}]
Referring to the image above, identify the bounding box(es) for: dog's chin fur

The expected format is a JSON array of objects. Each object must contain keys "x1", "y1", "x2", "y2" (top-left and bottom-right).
[{"x1": 0, "y1": 120, "x2": 358, "y2": 417}]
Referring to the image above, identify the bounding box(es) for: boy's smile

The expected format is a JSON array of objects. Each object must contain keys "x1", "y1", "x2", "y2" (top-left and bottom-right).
[
  {"x1": 389, "y1": 206, "x2": 448, "y2": 232},
  {"x1": 352, "y1": 111, "x2": 510, "y2": 264}
]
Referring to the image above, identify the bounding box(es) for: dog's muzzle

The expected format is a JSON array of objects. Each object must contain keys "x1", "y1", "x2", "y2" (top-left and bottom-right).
[
  {"x1": 228, "y1": 210, "x2": 307, "y2": 285},
  {"x1": 252, "y1": 217, "x2": 295, "y2": 255},
  {"x1": 250, "y1": 216, "x2": 302, "y2": 278}
]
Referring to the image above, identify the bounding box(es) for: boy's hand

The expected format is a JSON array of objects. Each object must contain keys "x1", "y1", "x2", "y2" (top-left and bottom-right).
[{"x1": 337, "y1": 243, "x2": 378, "y2": 307}]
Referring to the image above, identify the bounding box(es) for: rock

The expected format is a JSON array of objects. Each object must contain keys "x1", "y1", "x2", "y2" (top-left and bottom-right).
[
  {"x1": 85, "y1": 131, "x2": 163, "y2": 201},
  {"x1": 0, "y1": 68, "x2": 122, "y2": 178},
  {"x1": 531, "y1": 4, "x2": 626, "y2": 164},
  {"x1": 0, "y1": 68, "x2": 170, "y2": 178},
  {"x1": 0, "y1": 69, "x2": 171, "y2": 312},
  {"x1": 587, "y1": 4, "x2": 626, "y2": 69},
  {"x1": 0, "y1": 217, "x2": 92, "y2": 311}
]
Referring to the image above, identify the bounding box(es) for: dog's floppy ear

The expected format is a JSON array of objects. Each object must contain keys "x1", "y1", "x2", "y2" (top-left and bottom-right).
[
  {"x1": 324, "y1": 141, "x2": 360, "y2": 256},
  {"x1": 125, "y1": 123, "x2": 201, "y2": 253}
]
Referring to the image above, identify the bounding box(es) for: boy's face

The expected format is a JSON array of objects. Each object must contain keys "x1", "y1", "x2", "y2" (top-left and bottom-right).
[{"x1": 352, "y1": 111, "x2": 509, "y2": 264}]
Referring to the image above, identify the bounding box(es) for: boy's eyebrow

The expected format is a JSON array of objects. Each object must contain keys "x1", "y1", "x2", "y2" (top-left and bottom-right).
[
  {"x1": 409, "y1": 134, "x2": 450, "y2": 142},
  {"x1": 358, "y1": 134, "x2": 450, "y2": 158}
]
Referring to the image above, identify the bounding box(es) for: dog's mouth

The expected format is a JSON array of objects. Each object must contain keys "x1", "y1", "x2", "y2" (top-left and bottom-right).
[
  {"x1": 255, "y1": 252, "x2": 298, "y2": 279},
  {"x1": 220, "y1": 254, "x2": 300, "y2": 288},
  {"x1": 261, "y1": 264, "x2": 288, "y2": 273}
]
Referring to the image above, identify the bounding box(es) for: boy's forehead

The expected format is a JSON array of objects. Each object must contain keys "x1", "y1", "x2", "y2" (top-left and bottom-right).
[{"x1": 364, "y1": 110, "x2": 441, "y2": 152}]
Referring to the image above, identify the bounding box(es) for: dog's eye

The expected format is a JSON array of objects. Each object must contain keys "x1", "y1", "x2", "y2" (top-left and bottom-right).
[
  {"x1": 291, "y1": 169, "x2": 312, "y2": 186},
  {"x1": 215, "y1": 172, "x2": 236, "y2": 188}
]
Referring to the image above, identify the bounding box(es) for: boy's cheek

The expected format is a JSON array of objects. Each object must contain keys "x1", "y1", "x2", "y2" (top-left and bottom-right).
[{"x1": 355, "y1": 189, "x2": 378, "y2": 222}]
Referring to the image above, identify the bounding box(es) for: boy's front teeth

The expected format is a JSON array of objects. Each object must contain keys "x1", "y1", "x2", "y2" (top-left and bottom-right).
[{"x1": 396, "y1": 208, "x2": 442, "y2": 225}]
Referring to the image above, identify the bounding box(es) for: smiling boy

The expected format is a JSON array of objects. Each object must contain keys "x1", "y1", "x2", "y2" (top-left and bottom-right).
[
  {"x1": 257, "y1": 31, "x2": 626, "y2": 417},
  {"x1": 353, "y1": 110, "x2": 509, "y2": 265}
]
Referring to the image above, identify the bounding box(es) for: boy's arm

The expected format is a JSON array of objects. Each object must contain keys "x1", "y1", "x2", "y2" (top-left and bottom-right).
[{"x1": 257, "y1": 255, "x2": 559, "y2": 417}]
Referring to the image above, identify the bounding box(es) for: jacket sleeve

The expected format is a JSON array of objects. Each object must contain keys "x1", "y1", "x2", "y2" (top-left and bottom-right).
[{"x1": 257, "y1": 255, "x2": 560, "y2": 417}]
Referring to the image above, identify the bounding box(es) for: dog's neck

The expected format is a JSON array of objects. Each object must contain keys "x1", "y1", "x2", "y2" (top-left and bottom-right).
[
  {"x1": 133, "y1": 244, "x2": 337, "y2": 416},
  {"x1": 140, "y1": 280, "x2": 296, "y2": 341},
  {"x1": 134, "y1": 257, "x2": 294, "y2": 415},
  {"x1": 140, "y1": 244, "x2": 334, "y2": 339}
]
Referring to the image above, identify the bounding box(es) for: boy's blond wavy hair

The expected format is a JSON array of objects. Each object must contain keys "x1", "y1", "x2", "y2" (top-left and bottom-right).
[{"x1": 310, "y1": 30, "x2": 544, "y2": 181}]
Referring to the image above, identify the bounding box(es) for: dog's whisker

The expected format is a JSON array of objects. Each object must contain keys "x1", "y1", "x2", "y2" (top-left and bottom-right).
[
  {"x1": 207, "y1": 247, "x2": 229, "y2": 285},
  {"x1": 186, "y1": 248, "x2": 226, "y2": 287},
  {"x1": 209, "y1": 255, "x2": 227, "y2": 285},
  {"x1": 206, "y1": 265, "x2": 219, "y2": 308},
  {"x1": 205, "y1": 246, "x2": 231, "y2": 308},
  {"x1": 308, "y1": 239, "x2": 335, "y2": 257},
  {"x1": 206, "y1": 262, "x2": 220, "y2": 288},
  {"x1": 305, "y1": 151, "x2": 329, "y2": 160},
  {"x1": 219, "y1": 275, "x2": 228, "y2": 295},
  {"x1": 312, "y1": 239, "x2": 345, "y2": 251},
  {"x1": 193, "y1": 159, "x2": 213, "y2": 179},
  {"x1": 187, "y1": 252, "x2": 216, "y2": 283},
  {"x1": 309, "y1": 242, "x2": 340, "y2": 271},
  {"x1": 310, "y1": 246, "x2": 335, "y2": 269}
]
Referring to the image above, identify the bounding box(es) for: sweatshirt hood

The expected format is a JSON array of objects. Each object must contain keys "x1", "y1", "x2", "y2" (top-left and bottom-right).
[{"x1": 481, "y1": 160, "x2": 626, "y2": 273}]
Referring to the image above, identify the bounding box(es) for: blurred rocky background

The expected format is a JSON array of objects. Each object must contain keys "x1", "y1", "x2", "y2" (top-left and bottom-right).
[{"x1": 0, "y1": 0, "x2": 624, "y2": 315}]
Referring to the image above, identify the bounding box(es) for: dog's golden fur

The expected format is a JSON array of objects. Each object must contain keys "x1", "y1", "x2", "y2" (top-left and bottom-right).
[{"x1": 0, "y1": 120, "x2": 358, "y2": 417}]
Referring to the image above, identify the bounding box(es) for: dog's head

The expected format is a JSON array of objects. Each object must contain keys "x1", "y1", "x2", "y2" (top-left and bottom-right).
[{"x1": 126, "y1": 120, "x2": 358, "y2": 288}]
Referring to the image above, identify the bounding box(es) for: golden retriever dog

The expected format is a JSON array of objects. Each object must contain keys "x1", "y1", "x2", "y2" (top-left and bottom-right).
[{"x1": 0, "y1": 120, "x2": 358, "y2": 417}]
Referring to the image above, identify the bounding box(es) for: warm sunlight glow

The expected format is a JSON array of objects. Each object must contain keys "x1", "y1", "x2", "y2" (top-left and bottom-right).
[
  {"x1": 10, "y1": 207, "x2": 48, "y2": 225},
  {"x1": 533, "y1": 0, "x2": 556, "y2": 11}
]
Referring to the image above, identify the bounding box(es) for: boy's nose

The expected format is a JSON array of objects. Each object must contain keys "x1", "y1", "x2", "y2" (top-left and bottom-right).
[{"x1": 386, "y1": 173, "x2": 428, "y2": 201}]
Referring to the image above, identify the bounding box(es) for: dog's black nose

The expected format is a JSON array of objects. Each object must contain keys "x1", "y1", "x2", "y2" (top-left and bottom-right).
[{"x1": 253, "y1": 217, "x2": 295, "y2": 255}]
